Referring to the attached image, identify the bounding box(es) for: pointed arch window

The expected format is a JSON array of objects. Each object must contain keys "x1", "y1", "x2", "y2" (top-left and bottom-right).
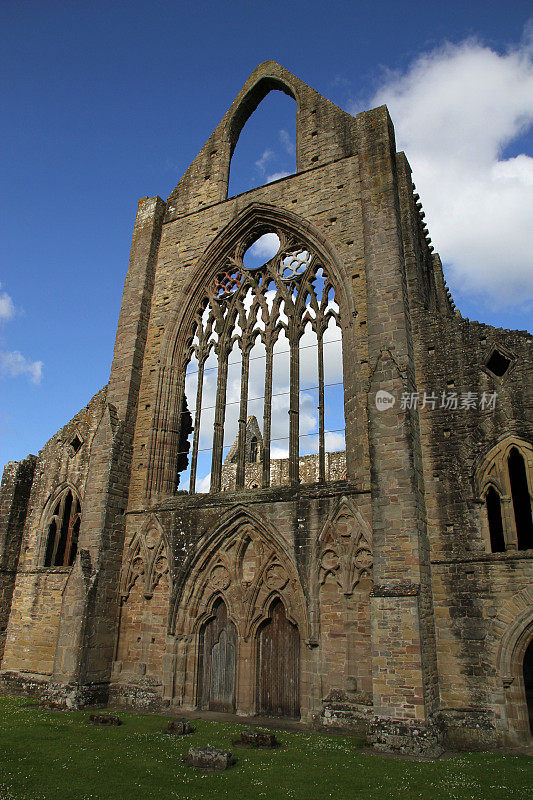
[
  {"x1": 228, "y1": 87, "x2": 296, "y2": 198},
  {"x1": 476, "y1": 439, "x2": 533, "y2": 553},
  {"x1": 43, "y1": 489, "x2": 81, "y2": 567},
  {"x1": 175, "y1": 228, "x2": 346, "y2": 494}
]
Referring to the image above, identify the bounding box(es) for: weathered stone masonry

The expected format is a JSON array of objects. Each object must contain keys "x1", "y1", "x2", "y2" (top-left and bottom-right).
[{"x1": 1, "y1": 62, "x2": 532, "y2": 753}]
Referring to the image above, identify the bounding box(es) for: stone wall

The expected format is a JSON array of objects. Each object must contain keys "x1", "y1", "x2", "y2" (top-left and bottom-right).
[
  {"x1": 0, "y1": 456, "x2": 35, "y2": 661},
  {"x1": 1, "y1": 388, "x2": 108, "y2": 676}
]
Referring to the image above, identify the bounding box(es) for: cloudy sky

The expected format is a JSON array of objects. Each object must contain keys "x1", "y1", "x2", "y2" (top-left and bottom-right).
[{"x1": 1, "y1": 1, "x2": 532, "y2": 471}]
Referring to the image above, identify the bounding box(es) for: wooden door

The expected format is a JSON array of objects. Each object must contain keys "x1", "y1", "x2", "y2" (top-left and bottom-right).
[
  {"x1": 199, "y1": 601, "x2": 237, "y2": 712},
  {"x1": 257, "y1": 600, "x2": 300, "y2": 717}
]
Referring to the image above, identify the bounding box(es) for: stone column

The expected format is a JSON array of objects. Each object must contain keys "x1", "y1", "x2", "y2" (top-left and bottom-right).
[
  {"x1": 355, "y1": 107, "x2": 441, "y2": 754},
  {"x1": 52, "y1": 197, "x2": 165, "y2": 704}
]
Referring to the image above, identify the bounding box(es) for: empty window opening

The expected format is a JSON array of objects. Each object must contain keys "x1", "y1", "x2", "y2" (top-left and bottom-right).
[
  {"x1": 508, "y1": 448, "x2": 533, "y2": 550},
  {"x1": 43, "y1": 489, "x2": 81, "y2": 567},
  {"x1": 243, "y1": 232, "x2": 280, "y2": 270},
  {"x1": 524, "y1": 639, "x2": 533, "y2": 735},
  {"x1": 228, "y1": 90, "x2": 296, "y2": 198},
  {"x1": 69, "y1": 434, "x2": 82, "y2": 454},
  {"x1": 485, "y1": 486, "x2": 505, "y2": 552},
  {"x1": 250, "y1": 436, "x2": 259, "y2": 462},
  {"x1": 175, "y1": 230, "x2": 346, "y2": 494},
  {"x1": 486, "y1": 349, "x2": 511, "y2": 377}
]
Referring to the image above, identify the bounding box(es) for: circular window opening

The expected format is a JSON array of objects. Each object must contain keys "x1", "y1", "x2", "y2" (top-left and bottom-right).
[{"x1": 242, "y1": 232, "x2": 280, "y2": 270}]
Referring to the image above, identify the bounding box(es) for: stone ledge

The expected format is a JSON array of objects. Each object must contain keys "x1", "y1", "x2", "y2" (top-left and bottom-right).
[{"x1": 367, "y1": 715, "x2": 443, "y2": 757}]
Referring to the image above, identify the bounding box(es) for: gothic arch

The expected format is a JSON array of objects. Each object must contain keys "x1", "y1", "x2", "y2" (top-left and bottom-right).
[
  {"x1": 170, "y1": 505, "x2": 308, "y2": 641},
  {"x1": 161, "y1": 202, "x2": 355, "y2": 367},
  {"x1": 493, "y1": 585, "x2": 533, "y2": 739},
  {"x1": 474, "y1": 435, "x2": 533, "y2": 552},
  {"x1": 147, "y1": 202, "x2": 359, "y2": 498},
  {"x1": 226, "y1": 75, "x2": 299, "y2": 160},
  {"x1": 474, "y1": 435, "x2": 533, "y2": 498},
  {"x1": 37, "y1": 482, "x2": 82, "y2": 567}
]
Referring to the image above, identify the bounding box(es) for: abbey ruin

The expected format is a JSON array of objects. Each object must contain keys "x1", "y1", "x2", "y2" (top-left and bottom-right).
[{"x1": 1, "y1": 62, "x2": 531, "y2": 754}]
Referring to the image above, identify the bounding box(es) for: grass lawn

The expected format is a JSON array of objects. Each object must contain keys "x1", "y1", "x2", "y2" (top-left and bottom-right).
[{"x1": 0, "y1": 695, "x2": 531, "y2": 800}]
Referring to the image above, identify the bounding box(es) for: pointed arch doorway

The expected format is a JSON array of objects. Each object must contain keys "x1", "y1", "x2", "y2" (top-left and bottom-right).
[
  {"x1": 198, "y1": 600, "x2": 237, "y2": 712},
  {"x1": 257, "y1": 599, "x2": 300, "y2": 718}
]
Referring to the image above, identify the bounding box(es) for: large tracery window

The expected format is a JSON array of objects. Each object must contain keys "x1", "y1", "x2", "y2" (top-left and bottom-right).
[
  {"x1": 43, "y1": 489, "x2": 81, "y2": 567},
  {"x1": 176, "y1": 229, "x2": 346, "y2": 493}
]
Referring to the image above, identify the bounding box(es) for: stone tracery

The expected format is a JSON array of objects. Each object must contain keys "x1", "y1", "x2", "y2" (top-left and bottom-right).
[
  {"x1": 317, "y1": 497, "x2": 373, "y2": 595},
  {"x1": 172, "y1": 512, "x2": 307, "y2": 642},
  {"x1": 176, "y1": 227, "x2": 345, "y2": 494},
  {"x1": 120, "y1": 517, "x2": 170, "y2": 601}
]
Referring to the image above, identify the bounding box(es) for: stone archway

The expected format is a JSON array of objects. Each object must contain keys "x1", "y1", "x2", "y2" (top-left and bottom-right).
[
  {"x1": 171, "y1": 507, "x2": 308, "y2": 717},
  {"x1": 496, "y1": 600, "x2": 533, "y2": 741}
]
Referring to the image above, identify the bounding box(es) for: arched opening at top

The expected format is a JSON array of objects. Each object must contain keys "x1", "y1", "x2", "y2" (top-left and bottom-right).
[
  {"x1": 228, "y1": 90, "x2": 296, "y2": 199},
  {"x1": 257, "y1": 599, "x2": 300, "y2": 718}
]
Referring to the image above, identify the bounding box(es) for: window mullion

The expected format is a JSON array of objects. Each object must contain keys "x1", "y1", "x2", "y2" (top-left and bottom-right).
[
  {"x1": 262, "y1": 341, "x2": 273, "y2": 488},
  {"x1": 50, "y1": 496, "x2": 65, "y2": 566},
  {"x1": 169, "y1": 369, "x2": 186, "y2": 493},
  {"x1": 318, "y1": 332, "x2": 325, "y2": 483},
  {"x1": 289, "y1": 331, "x2": 300, "y2": 486},
  {"x1": 236, "y1": 347, "x2": 250, "y2": 489},
  {"x1": 210, "y1": 346, "x2": 230, "y2": 492},
  {"x1": 189, "y1": 358, "x2": 205, "y2": 494},
  {"x1": 63, "y1": 496, "x2": 77, "y2": 567}
]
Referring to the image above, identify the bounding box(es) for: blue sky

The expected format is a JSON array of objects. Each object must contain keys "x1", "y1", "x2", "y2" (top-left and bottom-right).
[{"x1": 1, "y1": 0, "x2": 532, "y2": 471}]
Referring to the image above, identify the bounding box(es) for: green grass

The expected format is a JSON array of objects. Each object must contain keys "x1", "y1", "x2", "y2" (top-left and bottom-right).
[{"x1": 0, "y1": 695, "x2": 531, "y2": 800}]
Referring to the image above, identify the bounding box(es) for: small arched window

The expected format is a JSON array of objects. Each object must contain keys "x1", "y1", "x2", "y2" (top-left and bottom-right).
[
  {"x1": 228, "y1": 89, "x2": 296, "y2": 198},
  {"x1": 43, "y1": 489, "x2": 81, "y2": 567}
]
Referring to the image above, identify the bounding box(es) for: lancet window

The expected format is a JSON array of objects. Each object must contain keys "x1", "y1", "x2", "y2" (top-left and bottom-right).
[
  {"x1": 476, "y1": 438, "x2": 533, "y2": 553},
  {"x1": 43, "y1": 489, "x2": 81, "y2": 567},
  {"x1": 176, "y1": 229, "x2": 345, "y2": 493}
]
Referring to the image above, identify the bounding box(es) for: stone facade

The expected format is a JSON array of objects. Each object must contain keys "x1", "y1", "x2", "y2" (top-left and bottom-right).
[{"x1": 1, "y1": 62, "x2": 532, "y2": 754}]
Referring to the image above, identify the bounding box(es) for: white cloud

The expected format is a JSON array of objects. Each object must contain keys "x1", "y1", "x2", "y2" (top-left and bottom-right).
[
  {"x1": 255, "y1": 148, "x2": 274, "y2": 174},
  {"x1": 355, "y1": 31, "x2": 533, "y2": 307},
  {"x1": 325, "y1": 431, "x2": 345, "y2": 451},
  {"x1": 266, "y1": 170, "x2": 291, "y2": 183},
  {"x1": 247, "y1": 232, "x2": 281, "y2": 261},
  {"x1": 1, "y1": 350, "x2": 43, "y2": 385},
  {"x1": 279, "y1": 129, "x2": 296, "y2": 156},
  {"x1": 196, "y1": 472, "x2": 212, "y2": 493},
  {"x1": 0, "y1": 290, "x2": 15, "y2": 322}
]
